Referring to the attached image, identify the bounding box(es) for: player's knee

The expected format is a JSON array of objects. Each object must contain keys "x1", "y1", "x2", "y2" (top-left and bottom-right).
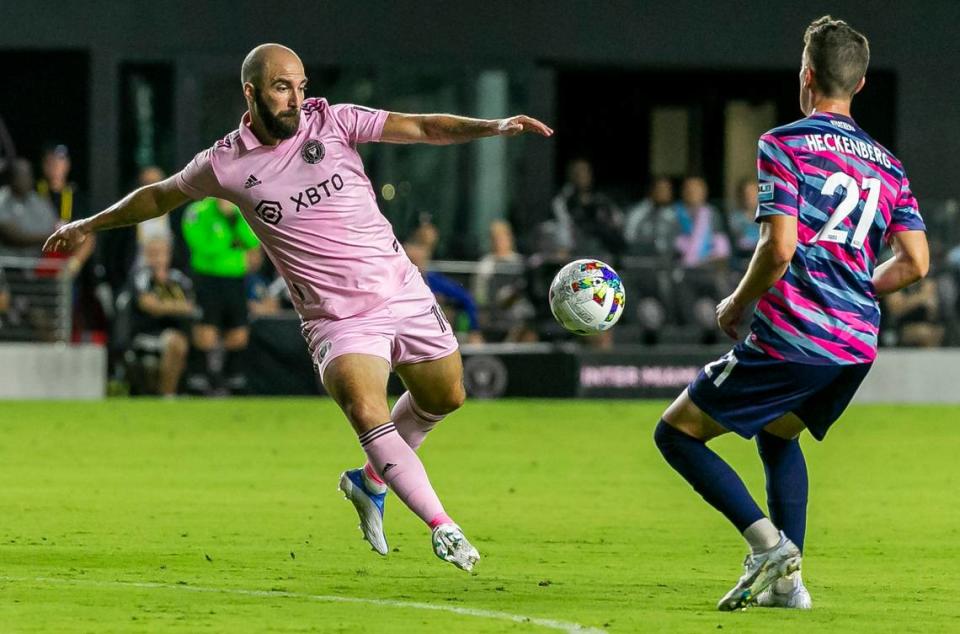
[
  {"x1": 343, "y1": 398, "x2": 390, "y2": 429},
  {"x1": 654, "y1": 419, "x2": 694, "y2": 453},
  {"x1": 424, "y1": 383, "x2": 465, "y2": 416},
  {"x1": 653, "y1": 419, "x2": 673, "y2": 451}
]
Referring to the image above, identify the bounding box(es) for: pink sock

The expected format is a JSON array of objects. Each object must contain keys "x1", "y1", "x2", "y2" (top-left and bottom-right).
[
  {"x1": 392, "y1": 391, "x2": 445, "y2": 450},
  {"x1": 362, "y1": 392, "x2": 444, "y2": 487},
  {"x1": 359, "y1": 422, "x2": 453, "y2": 528}
]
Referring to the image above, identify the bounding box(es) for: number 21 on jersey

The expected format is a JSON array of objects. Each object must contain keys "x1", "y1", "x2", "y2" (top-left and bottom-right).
[{"x1": 811, "y1": 172, "x2": 881, "y2": 250}]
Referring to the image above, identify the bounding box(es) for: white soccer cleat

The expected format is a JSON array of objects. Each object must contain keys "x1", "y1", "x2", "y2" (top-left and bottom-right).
[
  {"x1": 338, "y1": 469, "x2": 389, "y2": 556},
  {"x1": 716, "y1": 531, "x2": 802, "y2": 611},
  {"x1": 756, "y1": 573, "x2": 813, "y2": 609},
  {"x1": 431, "y1": 523, "x2": 480, "y2": 572}
]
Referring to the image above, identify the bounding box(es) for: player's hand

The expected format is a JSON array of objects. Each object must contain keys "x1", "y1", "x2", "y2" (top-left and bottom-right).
[
  {"x1": 716, "y1": 293, "x2": 747, "y2": 340},
  {"x1": 43, "y1": 219, "x2": 91, "y2": 254},
  {"x1": 496, "y1": 115, "x2": 554, "y2": 137}
]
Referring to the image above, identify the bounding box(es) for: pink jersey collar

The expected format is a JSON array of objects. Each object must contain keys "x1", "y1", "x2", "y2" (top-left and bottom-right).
[{"x1": 238, "y1": 112, "x2": 263, "y2": 150}]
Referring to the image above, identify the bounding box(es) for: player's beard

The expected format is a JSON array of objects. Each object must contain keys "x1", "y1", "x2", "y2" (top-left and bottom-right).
[{"x1": 253, "y1": 87, "x2": 300, "y2": 140}]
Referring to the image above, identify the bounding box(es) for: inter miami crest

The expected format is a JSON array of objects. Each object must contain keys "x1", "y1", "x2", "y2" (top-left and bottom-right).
[{"x1": 300, "y1": 139, "x2": 325, "y2": 164}]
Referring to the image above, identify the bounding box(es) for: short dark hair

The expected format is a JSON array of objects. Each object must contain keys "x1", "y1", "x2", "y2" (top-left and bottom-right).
[{"x1": 803, "y1": 15, "x2": 870, "y2": 98}]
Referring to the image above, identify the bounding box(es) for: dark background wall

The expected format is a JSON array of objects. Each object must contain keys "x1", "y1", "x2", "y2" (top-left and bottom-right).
[{"x1": 2, "y1": 0, "x2": 957, "y2": 209}]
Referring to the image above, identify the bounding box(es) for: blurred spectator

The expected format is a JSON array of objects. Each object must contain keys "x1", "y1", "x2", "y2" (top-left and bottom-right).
[
  {"x1": 473, "y1": 220, "x2": 536, "y2": 341},
  {"x1": 522, "y1": 223, "x2": 574, "y2": 341},
  {"x1": 410, "y1": 220, "x2": 439, "y2": 254},
  {"x1": 474, "y1": 219, "x2": 522, "y2": 303},
  {"x1": 0, "y1": 159, "x2": 60, "y2": 340},
  {"x1": 405, "y1": 240, "x2": 484, "y2": 343},
  {"x1": 137, "y1": 166, "x2": 173, "y2": 244},
  {"x1": 102, "y1": 166, "x2": 167, "y2": 294},
  {"x1": 675, "y1": 176, "x2": 731, "y2": 268},
  {"x1": 624, "y1": 175, "x2": 680, "y2": 258},
  {"x1": 182, "y1": 197, "x2": 260, "y2": 394},
  {"x1": 245, "y1": 247, "x2": 282, "y2": 317},
  {"x1": 883, "y1": 279, "x2": 945, "y2": 347},
  {"x1": 0, "y1": 158, "x2": 57, "y2": 256},
  {"x1": 37, "y1": 144, "x2": 106, "y2": 340},
  {"x1": 128, "y1": 237, "x2": 197, "y2": 396},
  {"x1": 673, "y1": 177, "x2": 732, "y2": 343},
  {"x1": 37, "y1": 144, "x2": 96, "y2": 272},
  {"x1": 728, "y1": 177, "x2": 761, "y2": 263},
  {"x1": 552, "y1": 158, "x2": 624, "y2": 257}
]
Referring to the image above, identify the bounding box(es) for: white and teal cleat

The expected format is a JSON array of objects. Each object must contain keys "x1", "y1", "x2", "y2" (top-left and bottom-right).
[
  {"x1": 338, "y1": 469, "x2": 389, "y2": 555},
  {"x1": 756, "y1": 573, "x2": 813, "y2": 609},
  {"x1": 431, "y1": 523, "x2": 480, "y2": 572},
  {"x1": 716, "y1": 532, "x2": 802, "y2": 611}
]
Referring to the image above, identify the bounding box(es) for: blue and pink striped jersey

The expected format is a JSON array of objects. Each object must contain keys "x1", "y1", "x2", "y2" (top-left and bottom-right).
[{"x1": 747, "y1": 111, "x2": 925, "y2": 365}]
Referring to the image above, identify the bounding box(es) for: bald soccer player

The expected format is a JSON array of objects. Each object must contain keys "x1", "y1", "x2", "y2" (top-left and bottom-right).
[{"x1": 45, "y1": 44, "x2": 553, "y2": 572}]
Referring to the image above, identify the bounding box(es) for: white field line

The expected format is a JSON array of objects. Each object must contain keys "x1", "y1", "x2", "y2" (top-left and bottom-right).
[{"x1": 0, "y1": 575, "x2": 605, "y2": 634}]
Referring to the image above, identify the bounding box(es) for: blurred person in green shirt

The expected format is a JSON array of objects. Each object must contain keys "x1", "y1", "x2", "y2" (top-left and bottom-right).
[{"x1": 182, "y1": 197, "x2": 259, "y2": 393}]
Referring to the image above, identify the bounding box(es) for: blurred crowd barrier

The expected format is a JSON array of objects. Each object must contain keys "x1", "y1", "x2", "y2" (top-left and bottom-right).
[{"x1": 0, "y1": 256, "x2": 72, "y2": 343}]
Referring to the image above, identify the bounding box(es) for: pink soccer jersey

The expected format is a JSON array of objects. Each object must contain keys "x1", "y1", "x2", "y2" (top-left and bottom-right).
[{"x1": 175, "y1": 98, "x2": 418, "y2": 320}]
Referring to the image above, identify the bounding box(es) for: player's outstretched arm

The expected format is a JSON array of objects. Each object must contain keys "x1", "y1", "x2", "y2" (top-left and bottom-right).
[
  {"x1": 872, "y1": 230, "x2": 929, "y2": 296},
  {"x1": 716, "y1": 215, "x2": 798, "y2": 339},
  {"x1": 380, "y1": 112, "x2": 553, "y2": 145},
  {"x1": 43, "y1": 176, "x2": 189, "y2": 253}
]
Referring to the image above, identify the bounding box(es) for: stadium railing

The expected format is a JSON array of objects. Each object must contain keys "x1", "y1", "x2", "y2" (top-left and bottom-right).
[{"x1": 0, "y1": 256, "x2": 72, "y2": 343}]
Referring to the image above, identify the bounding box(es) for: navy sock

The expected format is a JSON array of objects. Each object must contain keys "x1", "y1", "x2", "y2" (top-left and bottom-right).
[
  {"x1": 756, "y1": 430, "x2": 808, "y2": 552},
  {"x1": 654, "y1": 420, "x2": 765, "y2": 532}
]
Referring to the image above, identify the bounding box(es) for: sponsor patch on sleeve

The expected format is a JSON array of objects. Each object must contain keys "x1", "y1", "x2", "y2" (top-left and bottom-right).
[{"x1": 758, "y1": 181, "x2": 774, "y2": 202}]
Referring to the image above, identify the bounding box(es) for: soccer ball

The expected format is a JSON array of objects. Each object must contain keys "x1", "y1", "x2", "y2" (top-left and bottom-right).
[{"x1": 548, "y1": 259, "x2": 626, "y2": 335}]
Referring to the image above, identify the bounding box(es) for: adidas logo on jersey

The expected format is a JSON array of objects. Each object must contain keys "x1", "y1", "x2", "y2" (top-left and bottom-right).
[{"x1": 244, "y1": 174, "x2": 262, "y2": 189}]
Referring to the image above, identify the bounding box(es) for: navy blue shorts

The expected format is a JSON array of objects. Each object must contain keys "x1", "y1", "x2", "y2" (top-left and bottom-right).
[{"x1": 687, "y1": 343, "x2": 872, "y2": 441}]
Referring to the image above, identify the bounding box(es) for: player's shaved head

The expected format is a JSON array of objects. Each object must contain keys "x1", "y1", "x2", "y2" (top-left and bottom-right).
[
  {"x1": 803, "y1": 16, "x2": 869, "y2": 98},
  {"x1": 241, "y1": 43, "x2": 303, "y2": 88},
  {"x1": 241, "y1": 43, "x2": 307, "y2": 142}
]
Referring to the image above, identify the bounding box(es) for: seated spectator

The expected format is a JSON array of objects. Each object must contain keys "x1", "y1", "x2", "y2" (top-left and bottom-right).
[
  {"x1": 245, "y1": 247, "x2": 282, "y2": 317},
  {"x1": 552, "y1": 158, "x2": 624, "y2": 257},
  {"x1": 474, "y1": 219, "x2": 522, "y2": 303},
  {"x1": 728, "y1": 177, "x2": 761, "y2": 265},
  {"x1": 473, "y1": 220, "x2": 536, "y2": 341},
  {"x1": 405, "y1": 241, "x2": 484, "y2": 343},
  {"x1": 883, "y1": 278, "x2": 945, "y2": 347},
  {"x1": 137, "y1": 166, "x2": 173, "y2": 244},
  {"x1": 674, "y1": 176, "x2": 731, "y2": 268},
  {"x1": 674, "y1": 177, "x2": 733, "y2": 343},
  {"x1": 129, "y1": 237, "x2": 198, "y2": 396},
  {"x1": 0, "y1": 159, "x2": 60, "y2": 340},
  {"x1": 102, "y1": 166, "x2": 168, "y2": 295},
  {"x1": 624, "y1": 175, "x2": 680, "y2": 259},
  {"x1": 0, "y1": 158, "x2": 57, "y2": 257}
]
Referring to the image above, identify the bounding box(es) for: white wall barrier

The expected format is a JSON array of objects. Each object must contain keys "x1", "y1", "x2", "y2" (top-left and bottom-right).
[
  {"x1": 0, "y1": 338, "x2": 945, "y2": 403},
  {"x1": 0, "y1": 343, "x2": 106, "y2": 399},
  {"x1": 856, "y1": 349, "x2": 960, "y2": 404}
]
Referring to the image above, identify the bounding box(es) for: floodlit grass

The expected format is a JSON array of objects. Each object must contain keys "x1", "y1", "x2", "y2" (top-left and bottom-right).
[{"x1": 0, "y1": 399, "x2": 957, "y2": 632}]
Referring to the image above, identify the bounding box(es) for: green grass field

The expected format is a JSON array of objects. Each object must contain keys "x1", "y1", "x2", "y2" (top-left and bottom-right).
[{"x1": 1, "y1": 399, "x2": 958, "y2": 633}]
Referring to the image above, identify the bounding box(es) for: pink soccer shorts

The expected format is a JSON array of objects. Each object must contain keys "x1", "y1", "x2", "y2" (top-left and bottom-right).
[{"x1": 301, "y1": 275, "x2": 460, "y2": 383}]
